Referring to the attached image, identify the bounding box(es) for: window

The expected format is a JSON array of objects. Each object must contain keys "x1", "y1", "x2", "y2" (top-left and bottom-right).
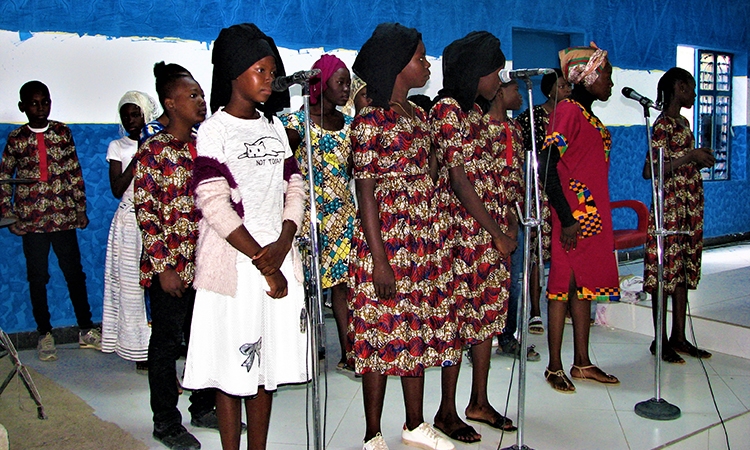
[{"x1": 696, "y1": 50, "x2": 732, "y2": 180}]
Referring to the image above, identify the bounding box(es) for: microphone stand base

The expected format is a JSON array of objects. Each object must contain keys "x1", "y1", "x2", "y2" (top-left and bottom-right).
[
  {"x1": 501, "y1": 445, "x2": 535, "y2": 450},
  {"x1": 635, "y1": 398, "x2": 681, "y2": 421}
]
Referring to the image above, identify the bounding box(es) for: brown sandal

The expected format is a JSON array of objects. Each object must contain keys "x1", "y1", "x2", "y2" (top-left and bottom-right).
[
  {"x1": 545, "y1": 368, "x2": 576, "y2": 393},
  {"x1": 570, "y1": 365, "x2": 620, "y2": 385}
]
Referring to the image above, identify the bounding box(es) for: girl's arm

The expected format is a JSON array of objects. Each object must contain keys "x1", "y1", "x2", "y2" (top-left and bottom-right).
[
  {"x1": 449, "y1": 165, "x2": 516, "y2": 258},
  {"x1": 539, "y1": 143, "x2": 579, "y2": 251},
  {"x1": 108, "y1": 158, "x2": 137, "y2": 199},
  {"x1": 356, "y1": 177, "x2": 396, "y2": 299},
  {"x1": 643, "y1": 148, "x2": 715, "y2": 179},
  {"x1": 195, "y1": 178, "x2": 288, "y2": 298}
]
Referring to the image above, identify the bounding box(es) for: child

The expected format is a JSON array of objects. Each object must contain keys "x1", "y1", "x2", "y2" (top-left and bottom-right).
[
  {"x1": 540, "y1": 44, "x2": 620, "y2": 393},
  {"x1": 486, "y1": 80, "x2": 540, "y2": 362},
  {"x1": 280, "y1": 54, "x2": 357, "y2": 373},
  {"x1": 515, "y1": 69, "x2": 569, "y2": 335},
  {"x1": 0, "y1": 80, "x2": 100, "y2": 362},
  {"x1": 350, "y1": 22, "x2": 456, "y2": 450},
  {"x1": 642, "y1": 67, "x2": 715, "y2": 363},
  {"x1": 134, "y1": 65, "x2": 216, "y2": 449},
  {"x1": 101, "y1": 90, "x2": 159, "y2": 371},
  {"x1": 180, "y1": 23, "x2": 310, "y2": 450}
]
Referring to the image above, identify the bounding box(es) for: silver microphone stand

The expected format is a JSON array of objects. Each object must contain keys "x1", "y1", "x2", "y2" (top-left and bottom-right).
[
  {"x1": 502, "y1": 75, "x2": 543, "y2": 450},
  {"x1": 634, "y1": 104, "x2": 681, "y2": 421},
  {"x1": 298, "y1": 81, "x2": 327, "y2": 449}
]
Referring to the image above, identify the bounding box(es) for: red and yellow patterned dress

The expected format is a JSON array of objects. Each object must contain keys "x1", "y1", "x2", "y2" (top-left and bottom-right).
[
  {"x1": 348, "y1": 104, "x2": 459, "y2": 376},
  {"x1": 543, "y1": 99, "x2": 619, "y2": 302},
  {"x1": 643, "y1": 114, "x2": 704, "y2": 293},
  {"x1": 431, "y1": 98, "x2": 511, "y2": 344}
]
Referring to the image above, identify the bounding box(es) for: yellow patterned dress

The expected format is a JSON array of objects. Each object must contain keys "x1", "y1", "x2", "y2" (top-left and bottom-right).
[{"x1": 281, "y1": 111, "x2": 356, "y2": 288}]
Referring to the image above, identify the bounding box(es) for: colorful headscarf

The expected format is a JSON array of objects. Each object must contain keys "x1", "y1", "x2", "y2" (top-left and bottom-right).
[
  {"x1": 210, "y1": 23, "x2": 290, "y2": 118},
  {"x1": 117, "y1": 90, "x2": 159, "y2": 137},
  {"x1": 353, "y1": 23, "x2": 421, "y2": 109},
  {"x1": 309, "y1": 55, "x2": 348, "y2": 105},
  {"x1": 438, "y1": 31, "x2": 506, "y2": 112},
  {"x1": 343, "y1": 74, "x2": 367, "y2": 117},
  {"x1": 559, "y1": 42, "x2": 608, "y2": 87}
]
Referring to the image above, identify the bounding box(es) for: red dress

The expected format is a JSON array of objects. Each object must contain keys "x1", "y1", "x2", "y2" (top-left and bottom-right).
[
  {"x1": 431, "y1": 98, "x2": 511, "y2": 344},
  {"x1": 348, "y1": 104, "x2": 460, "y2": 376},
  {"x1": 544, "y1": 99, "x2": 619, "y2": 301}
]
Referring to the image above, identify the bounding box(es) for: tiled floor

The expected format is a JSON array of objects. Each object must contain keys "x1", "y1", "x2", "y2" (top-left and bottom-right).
[{"x1": 12, "y1": 242, "x2": 750, "y2": 449}]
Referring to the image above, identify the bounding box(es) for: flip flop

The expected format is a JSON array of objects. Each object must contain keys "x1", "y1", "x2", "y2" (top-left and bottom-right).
[
  {"x1": 650, "y1": 340, "x2": 686, "y2": 364},
  {"x1": 433, "y1": 423, "x2": 481, "y2": 443},
  {"x1": 670, "y1": 339, "x2": 712, "y2": 359},
  {"x1": 570, "y1": 365, "x2": 620, "y2": 385},
  {"x1": 545, "y1": 367, "x2": 576, "y2": 393},
  {"x1": 466, "y1": 413, "x2": 517, "y2": 433}
]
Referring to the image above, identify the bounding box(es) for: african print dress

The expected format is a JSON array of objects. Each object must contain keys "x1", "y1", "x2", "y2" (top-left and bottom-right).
[
  {"x1": 431, "y1": 98, "x2": 511, "y2": 344},
  {"x1": 281, "y1": 111, "x2": 356, "y2": 288},
  {"x1": 643, "y1": 114, "x2": 704, "y2": 294},
  {"x1": 543, "y1": 99, "x2": 619, "y2": 302},
  {"x1": 348, "y1": 104, "x2": 459, "y2": 376}
]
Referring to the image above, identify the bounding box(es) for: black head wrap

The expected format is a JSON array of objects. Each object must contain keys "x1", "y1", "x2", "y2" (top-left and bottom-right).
[
  {"x1": 437, "y1": 31, "x2": 505, "y2": 112},
  {"x1": 210, "y1": 23, "x2": 290, "y2": 118},
  {"x1": 352, "y1": 23, "x2": 421, "y2": 109},
  {"x1": 541, "y1": 68, "x2": 565, "y2": 98}
]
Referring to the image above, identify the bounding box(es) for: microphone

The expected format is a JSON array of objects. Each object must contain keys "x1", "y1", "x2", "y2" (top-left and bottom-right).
[
  {"x1": 271, "y1": 69, "x2": 322, "y2": 92},
  {"x1": 621, "y1": 87, "x2": 661, "y2": 111},
  {"x1": 499, "y1": 68, "x2": 555, "y2": 83}
]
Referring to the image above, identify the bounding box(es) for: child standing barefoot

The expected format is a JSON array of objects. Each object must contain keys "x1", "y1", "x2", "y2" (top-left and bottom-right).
[
  {"x1": 350, "y1": 23, "x2": 456, "y2": 450},
  {"x1": 642, "y1": 67, "x2": 715, "y2": 363},
  {"x1": 429, "y1": 31, "x2": 517, "y2": 443},
  {"x1": 181, "y1": 23, "x2": 310, "y2": 450}
]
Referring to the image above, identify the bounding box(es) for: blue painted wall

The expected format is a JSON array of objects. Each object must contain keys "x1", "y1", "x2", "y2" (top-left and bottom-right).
[{"x1": 1, "y1": 0, "x2": 749, "y2": 333}]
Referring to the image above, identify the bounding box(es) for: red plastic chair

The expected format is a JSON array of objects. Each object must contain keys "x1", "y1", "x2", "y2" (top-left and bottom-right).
[{"x1": 611, "y1": 200, "x2": 649, "y2": 251}]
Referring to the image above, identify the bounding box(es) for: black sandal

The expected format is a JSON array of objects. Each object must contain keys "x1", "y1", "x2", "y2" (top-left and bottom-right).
[
  {"x1": 649, "y1": 340, "x2": 686, "y2": 364},
  {"x1": 670, "y1": 339, "x2": 712, "y2": 359}
]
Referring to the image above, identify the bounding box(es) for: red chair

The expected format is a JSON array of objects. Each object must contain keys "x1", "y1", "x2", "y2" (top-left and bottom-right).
[{"x1": 611, "y1": 200, "x2": 649, "y2": 251}]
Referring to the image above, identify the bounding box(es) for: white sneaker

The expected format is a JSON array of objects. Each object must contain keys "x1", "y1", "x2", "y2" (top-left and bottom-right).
[
  {"x1": 79, "y1": 327, "x2": 102, "y2": 350},
  {"x1": 402, "y1": 423, "x2": 455, "y2": 450},
  {"x1": 37, "y1": 332, "x2": 58, "y2": 361},
  {"x1": 363, "y1": 432, "x2": 389, "y2": 450}
]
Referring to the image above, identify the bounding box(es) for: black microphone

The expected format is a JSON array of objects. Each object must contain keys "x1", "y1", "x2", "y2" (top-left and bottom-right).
[
  {"x1": 621, "y1": 87, "x2": 661, "y2": 111},
  {"x1": 271, "y1": 69, "x2": 322, "y2": 92},
  {"x1": 499, "y1": 68, "x2": 555, "y2": 83}
]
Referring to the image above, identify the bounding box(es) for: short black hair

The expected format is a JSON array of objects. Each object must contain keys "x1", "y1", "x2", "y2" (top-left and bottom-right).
[
  {"x1": 19, "y1": 80, "x2": 50, "y2": 102},
  {"x1": 153, "y1": 61, "x2": 193, "y2": 107},
  {"x1": 541, "y1": 69, "x2": 565, "y2": 98}
]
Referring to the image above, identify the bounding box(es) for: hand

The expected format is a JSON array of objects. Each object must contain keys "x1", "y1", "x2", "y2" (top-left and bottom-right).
[
  {"x1": 158, "y1": 269, "x2": 186, "y2": 297},
  {"x1": 492, "y1": 233, "x2": 517, "y2": 259},
  {"x1": 560, "y1": 222, "x2": 581, "y2": 252},
  {"x1": 252, "y1": 240, "x2": 290, "y2": 275},
  {"x1": 372, "y1": 261, "x2": 396, "y2": 300},
  {"x1": 8, "y1": 221, "x2": 26, "y2": 236},
  {"x1": 265, "y1": 271, "x2": 288, "y2": 298},
  {"x1": 76, "y1": 211, "x2": 89, "y2": 229},
  {"x1": 692, "y1": 148, "x2": 715, "y2": 169}
]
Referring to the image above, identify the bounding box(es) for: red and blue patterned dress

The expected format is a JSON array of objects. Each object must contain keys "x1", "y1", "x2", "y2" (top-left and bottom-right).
[
  {"x1": 431, "y1": 98, "x2": 511, "y2": 344},
  {"x1": 543, "y1": 99, "x2": 619, "y2": 301},
  {"x1": 348, "y1": 103, "x2": 459, "y2": 376},
  {"x1": 643, "y1": 114, "x2": 704, "y2": 294}
]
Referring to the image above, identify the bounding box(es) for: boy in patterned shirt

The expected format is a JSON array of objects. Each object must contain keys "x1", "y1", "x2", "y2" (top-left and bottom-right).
[{"x1": 0, "y1": 80, "x2": 100, "y2": 362}]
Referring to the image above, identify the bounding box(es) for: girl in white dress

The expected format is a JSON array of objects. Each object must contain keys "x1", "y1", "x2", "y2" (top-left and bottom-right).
[
  {"x1": 182, "y1": 23, "x2": 310, "y2": 450},
  {"x1": 101, "y1": 91, "x2": 158, "y2": 369}
]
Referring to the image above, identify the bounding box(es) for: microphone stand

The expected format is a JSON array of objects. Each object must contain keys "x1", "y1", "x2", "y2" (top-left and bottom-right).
[
  {"x1": 298, "y1": 80, "x2": 327, "y2": 449},
  {"x1": 633, "y1": 103, "x2": 681, "y2": 421},
  {"x1": 501, "y1": 75, "x2": 542, "y2": 450}
]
